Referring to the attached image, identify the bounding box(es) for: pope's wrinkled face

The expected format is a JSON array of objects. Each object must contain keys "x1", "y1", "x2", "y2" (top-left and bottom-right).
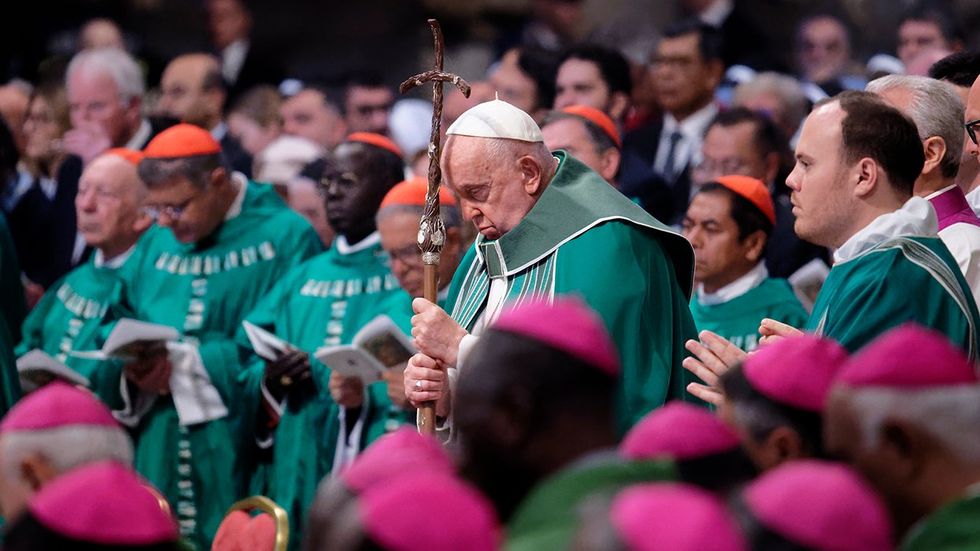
[{"x1": 441, "y1": 135, "x2": 540, "y2": 241}]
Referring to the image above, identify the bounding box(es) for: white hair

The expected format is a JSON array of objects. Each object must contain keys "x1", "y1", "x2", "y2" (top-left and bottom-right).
[
  {"x1": 484, "y1": 138, "x2": 556, "y2": 179},
  {"x1": 0, "y1": 425, "x2": 134, "y2": 481},
  {"x1": 847, "y1": 385, "x2": 980, "y2": 461},
  {"x1": 866, "y1": 74, "x2": 964, "y2": 180},
  {"x1": 66, "y1": 47, "x2": 145, "y2": 103},
  {"x1": 733, "y1": 72, "x2": 809, "y2": 131}
]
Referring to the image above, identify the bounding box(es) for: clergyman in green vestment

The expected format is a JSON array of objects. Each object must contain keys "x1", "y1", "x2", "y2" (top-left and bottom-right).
[
  {"x1": 405, "y1": 99, "x2": 699, "y2": 437},
  {"x1": 684, "y1": 92, "x2": 979, "y2": 406},
  {"x1": 682, "y1": 177, "x2": 808, "y2": 352},
  {"x1": 105, "y1": 125, "x2": 322, "y2": 549},
  {"x1": 236, "y1": 137, "x2": 424, "y2": 549},
  {"x1": 17, "y1": 150, "x2": 152, "y2": 402}
]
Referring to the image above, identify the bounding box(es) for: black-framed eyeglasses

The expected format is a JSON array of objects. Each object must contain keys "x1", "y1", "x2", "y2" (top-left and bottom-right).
[
  {"x1": 141, "y1": 196, "x2": 194, "y2": 221},
  {"x1": 966, "y1": 118, "x2": 980, "y2": 146}
]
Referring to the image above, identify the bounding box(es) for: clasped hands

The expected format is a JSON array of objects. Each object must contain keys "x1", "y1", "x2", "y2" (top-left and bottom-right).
[{"x1": 403, "y1": 298, "x2": 467, "y2": 418}]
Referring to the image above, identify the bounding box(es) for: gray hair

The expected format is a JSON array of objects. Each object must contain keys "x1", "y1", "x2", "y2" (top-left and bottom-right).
[
  {"x1": 1, "y1": 425, "x2": 133, "y2": 481},
  {"x1": 66, "y1": 47, "x2": 145, "y2": 103},
  {"x1": 847, "y1": 385, "x2": 980, "y2": 461},
  {"x1": 733, "y1": 72, "x2": 809, "y2": 132},
  {"x1": 138, "y1": 153, "x2": 227, "y2": 189},
  {"x1": 866, "y1": 74, "x2": 964, "y2": 180}
]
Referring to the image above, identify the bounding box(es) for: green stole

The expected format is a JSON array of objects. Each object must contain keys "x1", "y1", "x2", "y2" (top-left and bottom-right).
[
  {"x1": 901, "y1": 492, "x2": 980, "y2": 551},
  {"x1": 112, "y1": 181, "x2": 322, "y2": 549},
  {"x1": 506, "y1": 457, "x2": 676, "y2": 551},
  {"x1": 690, "y1": 277, "x2": 809, "y2": 352},
  {"x1": 237, "y1": 235, "x2": 413, "y2": 550},
  {"x1": 805, "y1": 236, "x2": 980, "y2": 357},
  {"x1": 445, "y1": 152, "x2": 699, "y2": 432}
]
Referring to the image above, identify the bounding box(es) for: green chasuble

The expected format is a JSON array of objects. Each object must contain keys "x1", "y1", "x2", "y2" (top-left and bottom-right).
[
  {"x1": 446, "y1": 152, "x2": 698, "y2": 433},
  {"x1": 238, "y1": 233, "x2": 413, "y2": 550},
  {"x1": 16, "y1": 251, "x2": 138, "y2": 404},
  {"x1": 805, "y1": 236, "x2": 980, "y2": 358},
  {"x1": 111, "y1": 180, "x2": 322, "y2": 549},
  {"x1": 691, "y1": 277, "x2": 809, "y2": 352},
  {"x1": 901, "y1": 492, "x2": 980, "y2": 551},
  {"x1": 506, "y1": 456, "x2": 676, "y2": 551},
  {"x1": 0, "y1": 213, "x2": 23, "y2": 412}
]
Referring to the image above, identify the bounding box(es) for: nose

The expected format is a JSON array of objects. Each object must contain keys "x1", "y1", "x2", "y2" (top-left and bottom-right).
[
  {"x1": 76, "y1": 188, "x2": 97, "y2": 211},
  {"x1": 785, "y1": 166, "x2": 802, "y2": 192},
  {"x1": 685, "y1": 227, "x2": 703, "y2": 248},
  {"x1": 156, "y1": 210, "x2": 176, "y2": 228}
]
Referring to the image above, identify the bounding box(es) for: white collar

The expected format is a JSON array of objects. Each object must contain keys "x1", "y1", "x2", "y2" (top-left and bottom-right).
[
  {"x1": 223, "y1": 172, "x2": 248, "y2": 221},
  {"x1": 699, "y1": 0, "x2": 733, "y2": 26},
  {"x1": 965, "y1": 185, "x2": 980, "y2": 215},
  {"x1": 697, "y1": 262, "x2": 768, "y2": 305},
  {"x1": 211, "y1": 122, "x2": 227, "y2": 142},
  {"x1": 334, "y1": 232, "x2": 381, "y2": 255},
  {"x1": 923, "y1": 183, "x2": 958, "y2": 200},
  {"x1": 663, "y1": 103, "x2": 719, "y2": 142},
  {"x1": 124, "y1": 119, "x2": 152, "y2": 150},
  {"x1": 833, "y1": 197, "x2": 938, "y2": 264},
  {"x1": 94, "y1": 244, "x2": 137, "y2": 269}
]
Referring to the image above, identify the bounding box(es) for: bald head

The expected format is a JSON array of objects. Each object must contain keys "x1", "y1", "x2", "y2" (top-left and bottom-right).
[
  {"x1": 79, "y1": 18, "x2": 124, "y2": 51},
  {"x1": 76, "y1": 153, "x2": 151, "y2": 259},
  {"x1": 158, "y1": 53, "x2": 225, "y2": 129}
]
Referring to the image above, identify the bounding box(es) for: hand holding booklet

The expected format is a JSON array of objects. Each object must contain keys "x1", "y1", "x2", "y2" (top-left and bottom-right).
[
  {"x1": 16, "y1": 349, "x2": 90, "y2": 391},
  {"x1": 242, "y1": 321, "x2": 296, "y2": 361},
  {"x1": 70, "y1": 318, "x2": 181, "y2": 361},
  {"x1": 314, "y1": 315, "x2": 416, "y2": 384}
]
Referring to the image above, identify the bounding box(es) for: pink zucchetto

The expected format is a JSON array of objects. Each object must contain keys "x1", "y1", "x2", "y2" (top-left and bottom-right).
[
  {"x1": 0, "y1": 381, "x2": 119, "y2": 434},
  {"x1": 743, "y1": 460, "x2": 892, "y2": 551},
  {"x1": 837, "y1": 323, "x2": 978, "y2": 388},
  {"x1": 29, "y1": 461, "x2": 178, "y2": 545},
  {"x1": 610, "y1": 483, "x2": 747, "y2": 551},
  {"x1": 742, "y1": 335, "x2": 849, "y2": 411},
  {"x1": 341, "y1": 427, "x2": 454, "y2": 494},
  {"x1": 620, "y1": 402, "x2": 740, "y2": 461},
  {"x1": 492, "y1": 296, "x2": 620, "y2": 377},
  {"x1": 359, "y1": 472, "x2": 500, "y2": 551}
]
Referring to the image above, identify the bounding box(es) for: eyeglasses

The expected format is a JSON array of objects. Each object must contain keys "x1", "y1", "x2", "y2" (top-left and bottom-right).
[
  {"x1": 966, "y1": 119, "x2": 980, "y2": 146},
  {"x1": 140, "y1": 196, "x2": 194, "y2": 221},
  {"x1": 385, "y1": 244, "x2": 422, "y2": 265}
]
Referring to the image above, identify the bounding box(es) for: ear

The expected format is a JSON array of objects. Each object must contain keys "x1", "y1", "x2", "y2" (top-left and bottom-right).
[
  {"x1": 598, "y1": 148, "x2": 621, "y2": 183},
  {"x1": 519, "y1": 155, "x2": 546, "y2": 196},
  {"x1": 920, "y1": 136, "x2": 946, "y2": 178},
  {"x1": 878, "y1": 418, "x2": 923, "y2": 480},
  {"x1": 209, "y1": 167, "x2": 229, "y2": 189},
  {"x1": 765, "y1": 426, "x2": 807, "y2": 464},
  {"x1": 492, "y1": 385, "x2": 535, "y2": 450},
  {"x1": 133, "y1": 210, "x2": 154, "y2": 233},
  {"x1": 608, "y1": 92, "x2": 631, "y2": 122},
  {"x1": 742, "y1": 229, "x2": 767, "y2": 263},
  {"x1": 126, "y1": 96, "x2": 143, "y2": 121},
  {"x1": 763, "y1": 151, "x2": 781, "y2": 186},
  {"x1": 20, "y1": 454, "x2": 57, "y2": 491},
  {"x1": 852, "y1": 157, "x2": 879, "y2": 199}
]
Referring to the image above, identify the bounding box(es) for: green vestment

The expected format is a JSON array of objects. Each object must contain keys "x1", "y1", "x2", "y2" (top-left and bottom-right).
[
  {"x1": 17, "y1": 252, "x2": 137, "y2": 403},
  {"x1": 690, "y1": 277, "x2": 809, "y2": 352},
  {"x1": 506, "y1": 456, "x2": 676, "y2": 551},
  {"x1": 806, "y1": 236, "x2": 980, "y2": 357},
  {"x1": 110, "y1": 181, "x2": 322, "y2": 549},
  {"x1": 238, "y1": 234, "x2": 413, "y2": 549},
  {"x1": 901, "y1": 493, "x2": 980, "y2": 551},
  {"x1": 445, "y1": 152, "x2": 698, "y2": 433}
]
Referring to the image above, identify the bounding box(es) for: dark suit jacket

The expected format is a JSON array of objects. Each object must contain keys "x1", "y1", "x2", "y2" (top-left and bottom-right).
[
  {"x1": 220, "y1": 133, "x2": 253, "y2": 178},
  {"x1": 620, "y1": 117, "x2": 694, "y2": 227}
]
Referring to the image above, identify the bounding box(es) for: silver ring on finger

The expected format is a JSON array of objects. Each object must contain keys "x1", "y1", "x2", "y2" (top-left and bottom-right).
[{"x1": 414, "y1": 379, "x2": 423, "y2": 390}]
